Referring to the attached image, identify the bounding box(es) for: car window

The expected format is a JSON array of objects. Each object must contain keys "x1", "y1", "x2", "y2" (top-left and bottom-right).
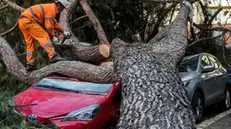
[
  {"x1": 201, "y1": 55, "x2": 211, "y2": 67},
  {"x1": 179, "y1": 55, "x2": 199, "y2": 72},
  {"x1": 34, "y1": 78, "x2": 113, "y2": 95},
  {"x1": 208, "y1": 55, "x2": 220, "y2": 69}
]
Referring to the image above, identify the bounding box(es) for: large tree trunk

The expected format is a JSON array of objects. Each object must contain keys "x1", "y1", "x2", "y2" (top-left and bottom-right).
[{"x1": 111, "y1": 3, "x2": 196, "y2": 129}]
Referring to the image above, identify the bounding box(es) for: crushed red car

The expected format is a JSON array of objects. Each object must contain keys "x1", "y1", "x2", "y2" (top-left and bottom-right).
[{"x1": 8, "y1": 75, "x2": 121, "y2": 129}]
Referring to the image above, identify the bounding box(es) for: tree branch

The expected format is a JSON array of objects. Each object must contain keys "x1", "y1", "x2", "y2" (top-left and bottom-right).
[
  {"x1": 145, "y1": 3, "x2": 176, "y2": 42},
  {"x1": 144, "y1": 4, "x2": 163, "y2": 42},
  {"x1": 207, "y1": 7, "x2": 222, "y2": 26},
  {"x1": 0, "y1": 20, "x2": 18, "y2": 36},
  {"x1": 59, "y1": 0, "x2": 79, "y2": 44},
  {"x1": 193, "y1": 23, "x2": 231, "y2": 32},
  {"x1": 58, "y1": 0, "x2": 110, "y2": 64},
  {"x1": 188, "y1": 34, "x2": 223, "y2": 47},
  {"x1": 70, "y1": 15, "x2": 87, "y2": 25},
  {"x1": 199, "y1": 1, "x2": 208, "y2": 25},
  {"x1": 0, "y1": 36, "x2": 27, "y2": 79},
  {"x1": 1, "y1": 0, "x2": 25, "y2": 12},
  {"x1": 149, "y1": 3, "x2": 191, "y2": 67},
  {"x1": 0, "y1": 3, "x2": 8, "y2": 11},
  {"x1": 0, "y1": 36, "x2": 117, "y2": 86},
  {"x1": 79, "y1": 0, "x2": 109, "y2": 45}
]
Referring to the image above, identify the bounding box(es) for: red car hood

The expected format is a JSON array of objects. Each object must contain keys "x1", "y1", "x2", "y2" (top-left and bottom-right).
[{"x1": 14, "y1": 88, "x2": 106, "y2": 121}]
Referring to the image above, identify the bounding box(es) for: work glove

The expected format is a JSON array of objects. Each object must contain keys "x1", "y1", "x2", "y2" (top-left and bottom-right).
[{"x1": 63, "y1": 31, "x2": 72, "y2": 39}]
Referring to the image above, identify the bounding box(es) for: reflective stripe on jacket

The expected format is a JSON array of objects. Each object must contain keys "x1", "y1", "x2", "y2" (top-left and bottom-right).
[{"x1": 21, "y1": 3, "x2": 63, "y2": 37}]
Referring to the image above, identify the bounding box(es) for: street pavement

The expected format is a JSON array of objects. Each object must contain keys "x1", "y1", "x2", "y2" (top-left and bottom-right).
[
  {"x1": 203, "y1": 114, "x2": 231, "y2": 129},
  {"x1": 197, "y1": 108, "x2": 231, "y2": 129}
]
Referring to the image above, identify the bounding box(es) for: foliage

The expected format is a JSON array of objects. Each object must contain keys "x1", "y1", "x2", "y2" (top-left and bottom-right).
[
  {"x1": 0, "y1": 1, "x2": 56, "y2": 128},
  {"x1": 0, "y1": 64, "x2": 57, "y2": 128},
  {"x1": 72, "y1": 0, "x2": 162, "y2": 43}
]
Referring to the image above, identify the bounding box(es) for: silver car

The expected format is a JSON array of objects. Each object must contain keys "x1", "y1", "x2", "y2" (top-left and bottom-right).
[{"x1": 179, "y1": 53, "x2": 231, "y2": 122}]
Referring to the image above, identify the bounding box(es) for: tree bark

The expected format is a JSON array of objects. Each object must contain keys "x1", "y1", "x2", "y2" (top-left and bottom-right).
[
  {"x1": 111, "y1": 3, "x2": 196, "y2": 129},
  {"x1": 1, "y1": 0, "x2": 197, "y2": 128},
  {"x1": 71, "y1": 44, "x2": 110, "y2": 64},
  {"x1": 0, "y1": 3, "x2": 8, "y2": 11},
  {"x1": 79, "y1": 0, "x2": 109, "y2": 45},
  {"x1": 1, "y1": 0, "x2": 25, "y2": 12},
  {"x1": 0, "y1": 0, "x2": 110, "y2": 64},
  {"x1": 58, "y1": 0, "x2": 110, "y2": 63},
  {"x1": 0, "y1": 37, "x2": 117, "y2": 85}
]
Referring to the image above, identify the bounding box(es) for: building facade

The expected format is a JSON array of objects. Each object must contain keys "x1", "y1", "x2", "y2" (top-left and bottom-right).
[{"x1": 194, "y1": 0, "x2": 231, "y2": 44}]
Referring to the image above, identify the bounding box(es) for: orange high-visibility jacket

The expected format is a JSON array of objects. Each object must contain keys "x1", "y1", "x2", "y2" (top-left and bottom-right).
[{"x1": 21, "y1": 3, "x2": 63, "y2": 37}]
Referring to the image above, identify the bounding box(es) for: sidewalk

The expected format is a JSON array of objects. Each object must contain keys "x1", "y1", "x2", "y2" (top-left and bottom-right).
[
  {"x1": 204, "y1": 114, "x2": 231, "y2": 129},
  {"x1": 197, "y1": 109, "x2": 231, "y2": 129}
]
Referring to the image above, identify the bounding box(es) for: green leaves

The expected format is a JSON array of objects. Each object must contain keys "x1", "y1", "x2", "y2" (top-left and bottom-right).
[{"x1": 223, "y1": 10, "x2": 230, "y2": 16}]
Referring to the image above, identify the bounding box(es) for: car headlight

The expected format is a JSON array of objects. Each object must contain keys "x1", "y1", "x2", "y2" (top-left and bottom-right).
[
  {"x1": 183, "y1": 81, "x2": 190, "y2": 87},
  {"x1": 7, "y1": 98, "x2": 24, "y2": 116},
  {"x1": 62, "y1": 104, "x2": 101, "y2": 122}
]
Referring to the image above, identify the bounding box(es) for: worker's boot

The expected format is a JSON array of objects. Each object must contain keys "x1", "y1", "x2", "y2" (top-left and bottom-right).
[
  {"x1": 50, "y1": 53, "x2": 65, "y2": 63},
  {"x1": 26, "y1": 64, "x2": 36, "y2": 71}
]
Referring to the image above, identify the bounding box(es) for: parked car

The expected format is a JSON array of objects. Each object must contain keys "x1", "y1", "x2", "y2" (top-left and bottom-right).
[
  {"x1": 178, "y1": 53, "x2": 231, "y2": 122},
  {"x1": 8, "y1": 75, "x2": 121, "y2": 129},
  {"x1": 226, "y1": 69, "x2": 231, "y2": 85}
]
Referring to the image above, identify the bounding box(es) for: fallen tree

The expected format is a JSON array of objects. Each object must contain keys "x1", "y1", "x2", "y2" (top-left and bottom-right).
[
  {"x1": 111, "y1": 2, "x2": 195, "y2": 128},
  {"x1": 0, "y1": 0, "x2": 196, "y2": 128}
]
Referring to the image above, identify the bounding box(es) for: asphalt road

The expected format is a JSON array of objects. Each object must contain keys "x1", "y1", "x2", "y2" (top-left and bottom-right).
[
  {"x1": 203, "y1": 104, "x2": 225, "y2": 121},
  {"x1": 204, "y1": 114, "x2": 231, "y2": 129},
  {"x1": 197, "y1": 105, "x2": 231, "y2": 129}
]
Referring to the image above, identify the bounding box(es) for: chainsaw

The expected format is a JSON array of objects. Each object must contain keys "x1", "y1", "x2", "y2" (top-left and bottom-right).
[
  {"x1": 52, "y1": 31, "x2": 72, "y2": 44},
  {"x1": 60, "y1": 31, "x2": 72, "y2": 44}
]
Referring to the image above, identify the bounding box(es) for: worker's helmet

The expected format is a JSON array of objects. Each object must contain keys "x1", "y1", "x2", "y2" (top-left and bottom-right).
[{"x1": 57, "y1": 0, "x2": 69, "y2": 8}]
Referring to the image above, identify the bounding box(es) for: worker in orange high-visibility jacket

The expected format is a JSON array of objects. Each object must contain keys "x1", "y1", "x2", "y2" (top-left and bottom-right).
[{"x1": 18, "y1": 0, "x2": 70, "y2": 71}]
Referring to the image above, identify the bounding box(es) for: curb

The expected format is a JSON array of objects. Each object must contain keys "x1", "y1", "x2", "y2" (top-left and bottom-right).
[{"x1": 196, "y1": 109, "x2": 231, "y2": 129}]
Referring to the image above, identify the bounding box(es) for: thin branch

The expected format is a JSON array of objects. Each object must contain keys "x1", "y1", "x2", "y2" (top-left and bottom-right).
[
  {"x1": 199, "y1": 1, "x2": 208, "y2": 25},
  {"x1": 144, "y1": 4, "x2": 163, "y2": 42},
  {"x1": 73, "y1": 24, "x2": 88, "y2": 31},
  {"x1": 150, "y1": 3, "x2": 177, "y2": 41},
  {"x1": 207, "y1": 7, "x2": 222, "y2": 26},
  {"x1": 193, "y1": 23, "x2": 231, "y2": 32},
  {"x1": 0, "y1": 3, "x2": 8, "y2": 11},
  {"x1": 224, "y1": 32, "x2": 231, "y2": 41},
  {"x1": 70, "y1": 15, "x2": 87, "y2": 25},
  {"x1": 1, "y1": 0, "x2": 25, "y2": 12},
  {"x1": 79, "y1": 0, "x2": 109, "y2": 45},
  {"x1": 0, "y1": 20, "x2": 18, "y2": 36},
  {"x1": 188, "y1": 34, "x2": 223, "y2": 47}
]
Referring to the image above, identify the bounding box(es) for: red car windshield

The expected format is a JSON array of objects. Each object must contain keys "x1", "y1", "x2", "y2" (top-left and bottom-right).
[{"x1": 33, "y1": 78, "x2": 113, "y2": 95}]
